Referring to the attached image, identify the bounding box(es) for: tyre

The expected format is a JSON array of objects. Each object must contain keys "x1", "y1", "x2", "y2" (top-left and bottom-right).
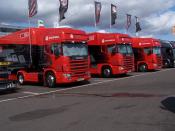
[
  {"x1": 45, "y1": 72, "x2": 56, "y2": 88},
  {"x1": 17, "y1": 74, "x2": 24, "y2": 85},
  {"x1": 102, "y1": 67, "x2": 112, "y2": 78},
  {"x1": 138, "y1": 64, "x2": 148, "y2": 72},
  {"x1": 164, "y1": 59, "x2": 170, "y2": 68}
]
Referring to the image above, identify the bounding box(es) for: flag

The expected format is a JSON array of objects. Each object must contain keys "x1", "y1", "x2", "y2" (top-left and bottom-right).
[
  {"x1": 59, "y1": 0, "x2": 69, "y2": 22},
  {"x1": 95, "y1": 1, "x2": 102, "y2": 25},
  {"x1": 38, "y1": 20, "x2": 44, "y2": 27},
  {"x1": 135, "y1": 16, "x2": 142, "y2": 32},
  {"x1": 111, "y1": 4, "x2": 117, "y2": 25},
  {"x1": 126, "y1": 14, "x2": 131, "y2": 30},
  {"x1": 28, "y1": 0, "x2": 38, "y2": 17}
]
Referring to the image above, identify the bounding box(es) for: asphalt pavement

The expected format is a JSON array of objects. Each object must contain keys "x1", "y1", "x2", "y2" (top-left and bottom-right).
[{"x1": 0, "y1": 68, "x2": 175, "y2": 131}]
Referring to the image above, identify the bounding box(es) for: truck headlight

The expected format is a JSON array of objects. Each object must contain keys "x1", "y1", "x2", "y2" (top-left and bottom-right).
[
  {"x1": 86, "y1": 71, "x2": 91, "y2": 77},
  {"x1": 63, "y1": 73, "x2": 71, "y2": 79},
  {"x1": 153, "y1": 64, "x2": 157, "y2": 67},
  {"x1": 119, "y1": 66, "x2": 124, "y2": 71}
]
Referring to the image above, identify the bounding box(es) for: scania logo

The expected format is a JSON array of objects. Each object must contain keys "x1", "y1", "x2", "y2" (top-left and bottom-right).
[
  {"x1": 20, "y1": 32, "x2": 29, "y2": 38},
  {"x1": 45, "y1": 36, "x2": 60, "y2": 41}
]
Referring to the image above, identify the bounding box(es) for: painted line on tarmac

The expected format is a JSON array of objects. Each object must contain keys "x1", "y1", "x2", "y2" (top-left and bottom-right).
[
  {"x1": 91, "y1": 79, "x2": 108, "y2": 82},
  {"x1": 23, "y1": 91, "x2": 40, "y2": 95},
  {"x1": 0, "y1": 68, "x2": 173, "y2": 103}
]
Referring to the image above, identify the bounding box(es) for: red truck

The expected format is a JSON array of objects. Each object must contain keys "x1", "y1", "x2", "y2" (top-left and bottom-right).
[
  {"x1": 132, "y1": 38, "x2": 162, "y2": 72},
  {"x1": 0, "y1": 27, "x2": 90, "y2": 88},
  {"x1": 88, "y1": 32, "x2": 134, "y2": 77}
]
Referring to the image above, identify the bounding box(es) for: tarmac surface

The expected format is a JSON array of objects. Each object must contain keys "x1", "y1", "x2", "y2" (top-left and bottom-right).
[{"x1": 0, "y1": 68, "x2": 175, "y2": 131}]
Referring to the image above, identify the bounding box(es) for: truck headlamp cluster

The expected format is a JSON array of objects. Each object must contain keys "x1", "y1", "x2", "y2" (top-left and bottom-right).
[
  {"x1": 86, "y1": 71, "x2": 91, "y2": 77},
  {"x1": 63, "y1": 73, "x2": 71, "y2": 80},
  {"x1": 119, "y1": 66, "x2": 124, "y2": 71},
  {"x1": 153, "y1": 64, "x2": 158, "y2": 67}
]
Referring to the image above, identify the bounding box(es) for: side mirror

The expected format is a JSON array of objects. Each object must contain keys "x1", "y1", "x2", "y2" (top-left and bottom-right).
[
  {"x1": 111, "y1": 49, "x2": 116, "y2": 55},
  {"x1": 54, "y1": 48, "x2": 60, "y2": 57},
  {"x1": 147, "y1": 50, "x2": 152, "y2": 55}
]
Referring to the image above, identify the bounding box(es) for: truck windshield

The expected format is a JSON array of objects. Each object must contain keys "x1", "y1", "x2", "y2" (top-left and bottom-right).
[
  {"x1": 173, "y1": 48, "x2": 175, "y2": 59},
  {"x1": 0, "y1": 46, "x2": 12, "y2": 63},
  {"x1": 153, "y1": 47, "x2": 161, "y2": 55},
  {"x1": 117, "y1": 44, "x2": 133, "y2": 54},
  {"x1": 108, "y1": 44, "x2": 133, "y2": 54},
  {"x1": 0, "y1": 45, "x2": 27, "y2": 67},
  {"x1": 63, "y1": 43, "x2": 88, "y2": 57}
]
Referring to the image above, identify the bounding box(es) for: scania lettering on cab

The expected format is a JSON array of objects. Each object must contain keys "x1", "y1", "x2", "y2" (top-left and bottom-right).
[
  {"x1": 88, "y1": 32, "x2": 134, "y2": 77},
  {"x1": 0, "y1": 27, "x2": 90, "y2": 88},
  {"x1": 132, "y1": 38, "x2": 162, "y2": 72}
]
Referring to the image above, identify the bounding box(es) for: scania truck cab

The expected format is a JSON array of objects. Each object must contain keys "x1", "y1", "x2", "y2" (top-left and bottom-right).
[
  {"x1": 0, "y1": 54, "x2": 18, "y2": 91},
  {"x1": 170, "y1": 41, "x2": 175, "y2": 67},
  {"x1": 0, "y1": 27, "x2": 90, "y2": 88},
  {"x1": 88, "y1": 32, "x2": 134, "y2": 77},
  {"x1": 132, "y1": 38, "x2": 162, "y2": 72},
  {"x1": 160, "y1": 40, "x2": 175, "y2": 68}
]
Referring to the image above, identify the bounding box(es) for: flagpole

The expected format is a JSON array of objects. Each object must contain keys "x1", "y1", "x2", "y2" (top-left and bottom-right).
[
  {"x1": 135, "y1": 16, "x2": 139, "y2": 37},
  {"x1": 125, "y1": 14, "x2": 128, "y2": 34},
  {"x1": 126, "y1": 14, "x2": 129, "y2": 35},
  {"x1": 58, "y1": 17, "x2": 60, "y2": 27},
  {"x1": 110, "y1": 4, "x2": 112, "y2": 31},
  {"x1": 58, "y1": 1, "x2": 60, "y2": 27},
  {"x1": 28, "y1": 10, "x2": 32, "y2": 65},
  {"x1": 94, "y1": 1, "x2": 97, "y2": 29}
]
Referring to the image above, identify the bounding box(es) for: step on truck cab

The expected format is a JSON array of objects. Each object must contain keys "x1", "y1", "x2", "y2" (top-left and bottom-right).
[
  {"x1": 0, "y1": 27, "x2": 90, "y2": 88},
  {"x1": 88, "y1": 32, "x2": 134, "y2": 77},
  {"x1": 132, "y1": 38, "x2": 162, "y2": 72}
]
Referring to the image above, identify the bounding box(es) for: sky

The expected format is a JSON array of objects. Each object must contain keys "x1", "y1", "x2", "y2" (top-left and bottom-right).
[{"x1": 0, "y1": 0, "x2": 175, "y2": 40}]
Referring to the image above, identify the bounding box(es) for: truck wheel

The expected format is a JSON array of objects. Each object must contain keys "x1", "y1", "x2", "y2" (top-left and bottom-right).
[
  {"x1": 45, "y1": 72, "x2": 56, "y2": 88},
  {"x1": 139, "y1": 64, "x2": 148, "y2": 72},
  {"x1": 102, "y1": 67, "x2": 112, "y2": 78},
  {"x1": 17, "y1": 74, "x2": 24, "y2": 85},
  {"x1": 164, "y1": 60, "x2": 170, "y2": 68}
]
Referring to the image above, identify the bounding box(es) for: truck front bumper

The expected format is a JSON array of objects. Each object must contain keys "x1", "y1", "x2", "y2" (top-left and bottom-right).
[
  {"x1": 112, "y1": 66, "x2": 129, "y2": 75},
  {"x1": 0, "y1": 80, "x2": 18, "y2": 91},
  {"x1": 148, "y1": 63, "x2": 162, "y2": 70},
  {"x1": 55, "y1": 72, "x2": 91, "y2": 84}
]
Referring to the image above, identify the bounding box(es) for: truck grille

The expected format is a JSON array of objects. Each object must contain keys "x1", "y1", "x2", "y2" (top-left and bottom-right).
[
  {"x1": 156, "y1": 56, "x2": 162, "y2": 67},
  {"x1": 123, "y1": 56, "x2": 134, "y2": 71},
  {"x1": 70, "y1": 58, "x2": 89, "y2": 77}
]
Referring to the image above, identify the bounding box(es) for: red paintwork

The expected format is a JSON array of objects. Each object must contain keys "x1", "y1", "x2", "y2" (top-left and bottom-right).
[
  {"x1": 8, "y1": 74, "x2": 17, "y2": 81},
  {"x1": 88, "y1": 32, "x2": 134, "y2": 76},
  {"x1": 132, "y1": 38, "x2": 162, "y2": 71},
  {"x1": 0, "y1": 27, "x2": 90, "y2": 85},
  {"x1": 132, "y1": 38, "x2": 161, "y2": 48},
  {"x1": 0, "y1": 74, "x2": 17, "y2": 81},
  {"x1": 0, "y1": 28, "x2": 88, "y2": 45}
]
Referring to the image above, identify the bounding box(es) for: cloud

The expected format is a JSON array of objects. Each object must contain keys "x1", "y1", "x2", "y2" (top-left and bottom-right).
[
  {"x1": 144, "y1": 11, "x2": 175, "y2": 34},
  {"x1": 0, "y1": 0, "x2": 175, "y2": 39}
]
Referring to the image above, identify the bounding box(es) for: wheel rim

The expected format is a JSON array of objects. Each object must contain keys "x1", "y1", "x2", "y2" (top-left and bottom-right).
[
  {"x1": 103, "y1": 68, "x2": 111, "y2": 77},
  {"x1": 47, "y1": 74, "x2": 55, "y2": 87},
  {"x1": 140, "y1": 65, "x2": 147, "y2": 72},
  {"x1": 18, "y1": 75, "x2": 24, "y2": 84}
]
